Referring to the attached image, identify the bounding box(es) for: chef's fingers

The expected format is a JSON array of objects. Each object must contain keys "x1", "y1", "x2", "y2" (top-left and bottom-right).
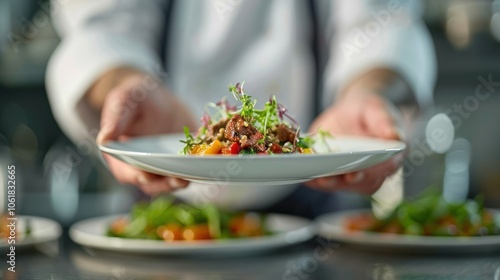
[
  {"x1": 138, "y1": 177, "x2": 190, "y2": 196},
  {"x1": 97, "y1": 86, "x2": 138, "y2": 144},
  {"x1": 363, "y1": 98, "x2": 399, "y2": 140},
  {"x1": 103, "y1": 153, "x2": 189, "y2": 194},
  {"x1": 306, "y1": 153, "x2": 403, "y2": 194}
]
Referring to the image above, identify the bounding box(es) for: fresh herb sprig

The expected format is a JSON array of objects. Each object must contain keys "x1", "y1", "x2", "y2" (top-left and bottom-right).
[
  {"x1": 228, "y1": 83, "x2": 290, "y2": 136},
  {"x1": 229, "y1": 82, "x2": 256, "y2": 122},
  {"x1": 180, "y1": 126, "x2": 201, "y2": 155},
  {"x1": 181, "y1": 82, "x2": 316, "y2": 154}
]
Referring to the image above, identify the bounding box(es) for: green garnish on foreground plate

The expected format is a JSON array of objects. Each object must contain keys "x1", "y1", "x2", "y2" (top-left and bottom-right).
[{"x1": 108, "y1": 197, "x2": 270, "y2": 241}]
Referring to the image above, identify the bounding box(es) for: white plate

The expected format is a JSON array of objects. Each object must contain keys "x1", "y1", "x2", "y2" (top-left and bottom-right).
[
  {"x1": 99, "y1": 134, "x2": 405, "y2": 186},
  {"x1": 316, "y1": 209, "x2": 500, "y2": 252},
  {"x1": 0, "y1": 216, "x2": 62, "y2": 249},
  {"x1": 69, "y1": 213, "x2": 314, "y2": 255}
]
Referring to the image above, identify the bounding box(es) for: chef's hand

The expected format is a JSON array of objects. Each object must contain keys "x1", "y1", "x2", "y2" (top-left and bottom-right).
[
  {"x1": 88, "y1": 67, "x2": 197, "y2": 195},
  {"x1": 306, "y1": 70, "x2": 407, "y2": 194}
]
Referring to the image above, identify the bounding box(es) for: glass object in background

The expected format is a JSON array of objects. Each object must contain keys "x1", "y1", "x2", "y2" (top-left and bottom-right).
[
  {"x1": 42, "y1": 141, "x2": 136, "y2": 226},
  {"x1": 44, "y1": 143, "x2": 80, "y2": 225},
  {"x1": 443, "y1": 138, "x2": 471, "y2": 203}
]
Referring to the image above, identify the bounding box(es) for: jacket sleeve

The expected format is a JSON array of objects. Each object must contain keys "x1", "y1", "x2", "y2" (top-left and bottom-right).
[
  {"x1": 322, "y1": 0, "x2": 436, "y2": 107},
  {"x1": 45, "y1": 0, "x2": 167, "y2": 143}
]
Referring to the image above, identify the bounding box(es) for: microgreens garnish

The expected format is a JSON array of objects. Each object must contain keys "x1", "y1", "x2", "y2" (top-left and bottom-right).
[
  {"x1": 180, "y1": 126, "x2": 202, "y2": 154},
  {"x1": 229, "y1": 82, "x2": 256, "y2": 122},
  {"x1": 228, "y1": 82, "x2": 295, "y2": 136},
  {"x1": 181, "y1": 82, "x2": 317, "y2": 155},
  {"x1": 201, "y1": 113, "x2": 211, "y2": 128}
]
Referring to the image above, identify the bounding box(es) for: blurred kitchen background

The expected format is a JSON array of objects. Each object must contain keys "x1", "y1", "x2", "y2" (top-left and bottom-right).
[{"x1": 1, "y1": 0, "x2": 500, "y2": 226}]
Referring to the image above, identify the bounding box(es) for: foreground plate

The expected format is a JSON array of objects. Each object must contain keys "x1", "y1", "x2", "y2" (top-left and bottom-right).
[
  {"x1": 99, "y1": 134, "x2": 405, "y2": 186},
  {"x1": 0, "y1": 216, "x2": 62, "y2": 249},
  {"x1": 316, "y1": 209, "x2": 500, "y2": 253},
  {"x1": 69, "y1": 214, "x2": 315, "y2": 255}
]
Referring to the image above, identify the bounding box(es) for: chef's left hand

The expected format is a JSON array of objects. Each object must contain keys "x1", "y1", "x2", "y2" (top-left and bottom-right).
[{"x1": 306, "y1": 70, "x2": 406, "y2": 194}]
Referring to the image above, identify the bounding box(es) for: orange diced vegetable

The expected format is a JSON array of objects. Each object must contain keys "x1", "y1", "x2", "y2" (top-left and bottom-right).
[
  {"x1": 190, "y1": 144, "x2": 208, "y2": 155},
  {"x1": 229, "y1": 213, "x2": 263, "y2": 237},
  {"x1": 182, "y1": 224, "x2": 212, "y2": 240},
  {"x1": 202, "y1": 139, "x2": 223, "y2": 155},
  {"x1": 302, "y1": 148, "x2": 313, "y2": 154},
  {"x1": 157, "y1": 224, "x2": 183, "y2": 242},
  {"x1": 110, "y1": 218, "x2": 128, "y2": 235}
]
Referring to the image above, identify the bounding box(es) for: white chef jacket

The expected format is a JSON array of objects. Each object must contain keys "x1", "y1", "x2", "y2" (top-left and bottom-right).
[{"x1": 46, "y1": 0, "x2": 436, "y2": 145}]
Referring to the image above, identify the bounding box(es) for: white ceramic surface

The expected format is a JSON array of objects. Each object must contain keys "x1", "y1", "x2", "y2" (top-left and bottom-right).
[
  {"x1": 69, "y1": 213, "x2": 315, "y2": 255},
  {"x1": 99, "y1": 134, "x2": 406, "y2": 186},
  {"x1": 0, "y1": 216, "x2": 62, "y2": 249},
  {"x1": 316, "y1": 209, "x2": 500, "y2": 251}
]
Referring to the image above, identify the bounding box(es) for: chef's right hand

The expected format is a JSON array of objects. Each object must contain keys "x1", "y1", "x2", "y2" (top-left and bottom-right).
[{"x1": 88, "y1": 67, "x2": 197, "y2": 195}]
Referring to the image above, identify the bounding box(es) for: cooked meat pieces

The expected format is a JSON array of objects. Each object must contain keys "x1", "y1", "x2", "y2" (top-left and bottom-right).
[
  {"x1": 209, "y1": 119, "x2": 228, "y2": 137},
  {"x1": 224, "y1": 114, "x2": 258, "y2": 142},
  {"x1": 275, "y1": 124, "x2": 296, "y2": 143},
  {"x1": 240, "y1": 131, "x2": 264, "y2": 149}
]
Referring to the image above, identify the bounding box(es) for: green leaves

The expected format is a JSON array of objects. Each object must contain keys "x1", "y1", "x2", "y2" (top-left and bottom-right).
[
  {"x1": 107, "y1": 196, "x2": 267, "y2": 240},
  {"x1": 229, "y1": 82, "x2": 256, "y2": 121},
  {"x1": 181, "y1": 81, "x2": 309, "y2": 154},
  {"x1": 370, "y1": 188, "x2": 499, "y2": 236},
  {"x1": 180, "y1": 126, "x2": 201, "y2": 155}
]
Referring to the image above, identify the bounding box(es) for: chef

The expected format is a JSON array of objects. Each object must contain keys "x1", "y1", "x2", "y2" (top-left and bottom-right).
[{"x1": 45, "y1": 0, "x2": 436, "y2": 216}]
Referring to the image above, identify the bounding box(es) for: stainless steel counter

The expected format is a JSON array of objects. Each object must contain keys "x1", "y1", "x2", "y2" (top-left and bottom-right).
[{"x1": 3, "y1": 232, "x2": 500, "y2": 280}]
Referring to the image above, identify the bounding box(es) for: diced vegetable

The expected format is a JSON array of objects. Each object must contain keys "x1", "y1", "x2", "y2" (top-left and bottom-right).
[
  {"x1": 107, "y1": 196, "x2": 270, "y2": 241},
  {"x1": 229, "y1": 142, "x2": 241, "y2": 154},
  {"x1": 182, "y1": 224, "x2": 212, "y2": 241},
  {"x1": 202, "y1": 139, "x2": 223, "y2": 155}
]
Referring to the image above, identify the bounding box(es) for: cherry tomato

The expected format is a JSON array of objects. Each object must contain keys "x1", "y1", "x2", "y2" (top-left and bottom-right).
[
  {"x1": 110, "y1": 218, "x2": 128, "y2": 235},
  {"x1": 229, "y1": 142, "x2": 241, "y2": 154},
  {"x1": 157, "y1": 224, "x2": 183, "y2": 242},
  {"x1": 182, "y1": 224, "x2": 212, "y2": 240},
  {"x1": 269, "y1": 143, "x2": 282, "y2": 154}
]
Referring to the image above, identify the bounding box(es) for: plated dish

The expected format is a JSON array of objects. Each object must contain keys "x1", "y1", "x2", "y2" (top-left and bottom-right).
[
  {"x1": 346, "y1": 191, "x2": 499, "y2": 237},
  {"x1": 107, "y1": 197, "x2": 269, "y2": 241},
  {"x1": 98, "y1": 82, "x2": 405, "y2": 186},
  {"x1": 70, "y1": 216, "x2": 313, "y2": 255},
  {"x1": 99, "y1": 135, "x2": 405, "y2": 186},
  {"x1": 0, "y1": 215, "x2": 62, "y2": 249},
  {"x1": 316, "y1": 192, "x2": 500, "y2": 252},
  {"x1": 182, "y1": 82, "x2": 314, "y2": 155},
  {"x1": 70, "y1": 196, "x2": 314, "y2": 255}
]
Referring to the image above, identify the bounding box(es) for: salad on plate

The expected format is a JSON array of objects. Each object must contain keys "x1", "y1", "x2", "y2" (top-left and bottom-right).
[
  {"x1": 181, "y1": 82, "x2": 324, "y2": 156},
  {"x1": 346, "y1": 190, "x2": 500, "y2": 237},
  {"x1": 108, "y1": 197, "x2": 270, "y2": 242}
]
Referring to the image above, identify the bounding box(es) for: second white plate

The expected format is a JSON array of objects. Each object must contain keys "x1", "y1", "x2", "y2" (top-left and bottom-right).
[
  {"x1": 69, "y1": 213, "x2": 315, "y2": 255},
  {"x1": 0, "y1": 216, "x2": 62, "y2": 249},
  {"x1": 99, "y1": 134, "x2": 405, "y2": 186},
  {"x1": 316, "y1": 209, "x2": 500, "y2": 253}
]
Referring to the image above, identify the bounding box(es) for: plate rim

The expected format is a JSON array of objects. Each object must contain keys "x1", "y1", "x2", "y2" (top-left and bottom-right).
[
  {"x1": 98, "y1": 133, "x2": 406, "y2": 159},
  {"x1": 69, "y1": 213, "x2": 316, "y2": 254},
  {"x1": 315, "y1": 209, "x2": 500, "y2": 248}
]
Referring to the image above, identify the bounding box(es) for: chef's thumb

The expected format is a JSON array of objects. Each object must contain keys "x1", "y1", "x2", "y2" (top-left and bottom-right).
[{"x1": 96, "y1": 88, "x2": 136, "y2": 144}]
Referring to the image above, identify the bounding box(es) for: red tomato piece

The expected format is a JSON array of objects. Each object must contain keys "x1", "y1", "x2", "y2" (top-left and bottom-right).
[
  {"x1": 269, "y1": 143, "x2": 282, "y2": 154},
  {"x1": 230, "y1": 142, "x2": 241, "y2": 154}
]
